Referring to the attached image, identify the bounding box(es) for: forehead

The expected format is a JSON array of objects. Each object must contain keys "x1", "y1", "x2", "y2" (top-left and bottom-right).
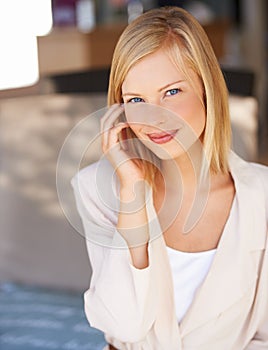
[{"x1": 122, "y1": 49, "x2": 185, "y2": 92}]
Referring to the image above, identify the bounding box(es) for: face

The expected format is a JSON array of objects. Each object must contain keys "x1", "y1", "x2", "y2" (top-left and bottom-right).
[{"x1": 121, "y1": 49, "x2": 206, "y2": 160}]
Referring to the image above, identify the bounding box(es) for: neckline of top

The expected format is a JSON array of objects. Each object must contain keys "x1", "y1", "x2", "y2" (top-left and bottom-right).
[{"x1": 165, "y1": 245, "x2": 217, "y2": 255}]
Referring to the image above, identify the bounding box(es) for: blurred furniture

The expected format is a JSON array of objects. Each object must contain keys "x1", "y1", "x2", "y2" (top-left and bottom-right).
[
  {"x1": 37, "y1": 23, "x2": 126, "y2": 76},
  {"x1": 223, "y1": 68, "x2": 258, "y2": 161},
  {"x1": 229, "y1": 94, "x2": 258, "y2": 161},
  {"x1": 222, "y1": 68, "x2": 255, "y2": 97},
  {"x1": 37, "y1": 20, "x2": 229, "y2": 76}
]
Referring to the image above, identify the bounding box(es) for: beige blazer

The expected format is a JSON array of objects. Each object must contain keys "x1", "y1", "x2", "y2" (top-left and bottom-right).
[{"x1": 71, "y1": 151, "x2": 268, "y2": 350}]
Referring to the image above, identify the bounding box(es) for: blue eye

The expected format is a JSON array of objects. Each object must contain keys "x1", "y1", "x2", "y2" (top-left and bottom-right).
[
  {"x1": 166, "y1": 88, "x2": 180, "y2": 96},
  {"x1": 128, "y1": 97, "x2": 145, "y2": 103}
]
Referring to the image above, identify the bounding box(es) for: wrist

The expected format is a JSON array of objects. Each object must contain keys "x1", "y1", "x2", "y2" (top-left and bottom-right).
[
  {"x1": 119, "y1": 181, "x2": 148, "y2": 215},
  {"x1": 120, "y1": 179, "x2": 147, "y2": 200}
]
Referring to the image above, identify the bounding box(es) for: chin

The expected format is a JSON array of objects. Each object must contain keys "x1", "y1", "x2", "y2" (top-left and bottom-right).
[{"x1": 140, "y1": 139, "x2": 186, "y2": 160}]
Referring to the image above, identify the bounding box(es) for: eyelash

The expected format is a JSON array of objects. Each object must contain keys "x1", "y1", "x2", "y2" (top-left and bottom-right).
[
  {"x1": 166, "y1": 88, "x2": 181, "y2": 96},
  {"x1": 127, "y1": 97, "x2": 145, "y2": 103},
  {"x1": 126, "y1": 88, "x2": 182, "y2": 103}
]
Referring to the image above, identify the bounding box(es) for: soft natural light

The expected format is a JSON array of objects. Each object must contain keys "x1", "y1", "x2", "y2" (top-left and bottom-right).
[
  {"x1": 0, "y1": 32, "x2": 39, "y2": 90},
  {"x1": 29, "y1": 0, "x2": 53, "y2": 36},
  {"x1": 0, "y1": 0, "x2": 52, "y2": 90}
]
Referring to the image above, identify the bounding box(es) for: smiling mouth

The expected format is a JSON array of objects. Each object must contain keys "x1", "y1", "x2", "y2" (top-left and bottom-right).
[{"x1": 147, "y1": 130, "x2": 178, "y2": 144}]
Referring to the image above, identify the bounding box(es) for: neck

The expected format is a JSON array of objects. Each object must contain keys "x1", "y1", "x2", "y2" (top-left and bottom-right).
[
  {"x1": 153, "y1": 142, "x2": 211, "y2": 235},
  {"x1": 160, "y1": 141, "x2": 210, "y2": 192}
]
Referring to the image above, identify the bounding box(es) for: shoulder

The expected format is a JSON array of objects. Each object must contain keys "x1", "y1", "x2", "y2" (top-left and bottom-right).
[
  {"x1": 249, "y1": 162, "x2": 268, "y2": 219},
  {"x1": 71, "y1": 157, "x2": 120, "y2": 215},
  {"x1": 243, "y1": 158, "x2": 268, "y2": 197},
  {"x1": 71, "y1": 157, "x2": 119, "y2": 197},
  {"x1": 71, "y1": 157, "x2": 114, "y2": 188},
  {"x1": 229, "y1": 152, "x2": 268, "y2": 216},
  {"x1": 229, "y1": 153, "x2": 268, "y2": 222},
  {"x1": 250, "y1": 161, "x2": 268, "y2": 186},
  {"x1": 229, "y1": 151, "x2": 268, "y2": 190}
]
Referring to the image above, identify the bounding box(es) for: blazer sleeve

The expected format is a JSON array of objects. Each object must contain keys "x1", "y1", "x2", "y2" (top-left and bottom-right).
[
  {"x1": 245, "y1": 165, "x2": 268, "y2": 349},
  {"x1": 70, "y1": 166, "x2": 160, "y2": 343},
  {"x1": 244, "y1": 241, "x2": 268, "y2": 349}
]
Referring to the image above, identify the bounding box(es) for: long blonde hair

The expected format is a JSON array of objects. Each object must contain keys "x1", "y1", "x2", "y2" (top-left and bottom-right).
[{"x1": 108, "y1": 6, "x2": 231, "y2": 185}]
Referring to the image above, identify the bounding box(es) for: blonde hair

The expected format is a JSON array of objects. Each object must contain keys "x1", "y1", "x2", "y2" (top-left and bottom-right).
[{"x1": 108, "y1": 6, "x2": 231, "y2": 185}]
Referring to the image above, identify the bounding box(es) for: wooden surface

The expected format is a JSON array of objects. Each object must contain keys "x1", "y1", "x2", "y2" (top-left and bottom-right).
[
  {"x1": 37, "y1": 23, "x2": 126, "y2": 75},
  {"x1": 37, "y1": 20, "x2": 229, "y2": 76}
]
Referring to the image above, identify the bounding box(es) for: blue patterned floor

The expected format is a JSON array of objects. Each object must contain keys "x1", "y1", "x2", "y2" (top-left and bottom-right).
[{"x1": 0, "y1": 282, "x2": 107, "y2": 350}]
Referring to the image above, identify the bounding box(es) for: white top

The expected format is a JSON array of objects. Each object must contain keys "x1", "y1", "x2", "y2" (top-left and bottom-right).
[{"x1": 166, "y1": 246, "x2": 217, "y2": 323}]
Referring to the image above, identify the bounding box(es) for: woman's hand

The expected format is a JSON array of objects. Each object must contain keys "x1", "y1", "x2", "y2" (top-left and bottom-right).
[
  {"x1": 101, "y1": 104, "x2": 150, "y2": 250},
  {"x1": 101, "y1": 104, "x2": 146, "y2": 189}
]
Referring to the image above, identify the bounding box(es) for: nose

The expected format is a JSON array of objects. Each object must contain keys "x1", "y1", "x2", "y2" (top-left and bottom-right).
[
  {"x1": 144, "y1": 100, "x2": 168, "y2": 126},
  {"x1": 146, "y1": 97, "x2": 162, "y2": 108},
  {"x1": 125, "y1": 102, "x2": 169, "y2": 129}
]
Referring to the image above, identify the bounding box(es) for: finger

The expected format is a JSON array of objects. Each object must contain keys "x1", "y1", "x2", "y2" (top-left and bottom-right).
[
  {"x1": 100, "y1": 104, "x2": 124, "y2": 133},
  {"x1": 102, "y1": 122, "x2": 129, "y2": 153},
  {"x1": 100, "y1": 104, "x2": 119, "y2": 130},
  {"x1": 101, "y1": 105, "x2": 124, "y2": 148},
  {"x1": 105, "y1": 125, "x2": 133, "y2": 168},
  {"x1": 106, "y1": 123, "x2": 128, "y2": 149}
]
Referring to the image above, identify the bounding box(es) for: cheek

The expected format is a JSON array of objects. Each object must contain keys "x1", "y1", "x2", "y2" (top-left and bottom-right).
[
  {"x1": 128, "y1": 124, "x2": 143, "y2": 137},
  {"x1": 173, "y1": 97, "x2": 206, "y2": 127}
]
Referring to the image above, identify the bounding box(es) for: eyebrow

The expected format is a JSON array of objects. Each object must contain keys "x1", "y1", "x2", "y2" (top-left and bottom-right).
[
  {"x1": 158, "y1": 80, "x2": 184, "y2": 92},
  {"x1": 122, "y1": 92, "x2": 142, "y2": 97},
  {"x1": 122, "y1": 80, "x2": 184, "y2": 96}
]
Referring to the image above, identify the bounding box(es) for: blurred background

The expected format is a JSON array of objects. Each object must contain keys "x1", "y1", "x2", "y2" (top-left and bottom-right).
[{"x1": 0, "y1": 1, "x2": 267, "y2": 349}]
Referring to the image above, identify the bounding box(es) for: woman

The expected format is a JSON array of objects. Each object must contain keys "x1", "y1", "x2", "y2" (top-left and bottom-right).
[{"x1": 71, "y1": 7, "x2": 268, "y2": 350}]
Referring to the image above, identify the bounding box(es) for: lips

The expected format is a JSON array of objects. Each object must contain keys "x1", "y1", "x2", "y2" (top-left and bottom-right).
[{"x1": 147, "y1": 130, "x2": 178, "y2": 144}]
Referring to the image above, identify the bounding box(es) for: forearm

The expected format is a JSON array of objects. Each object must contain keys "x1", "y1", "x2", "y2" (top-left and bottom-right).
[{"x1": 117, "y1": 181, "x2": 150, "y2": 269}]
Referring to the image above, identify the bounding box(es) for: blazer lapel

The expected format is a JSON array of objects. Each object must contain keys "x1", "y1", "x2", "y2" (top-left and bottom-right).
[{"x1": 180, "y1": 151, "x2": 266, "y2": 337}]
